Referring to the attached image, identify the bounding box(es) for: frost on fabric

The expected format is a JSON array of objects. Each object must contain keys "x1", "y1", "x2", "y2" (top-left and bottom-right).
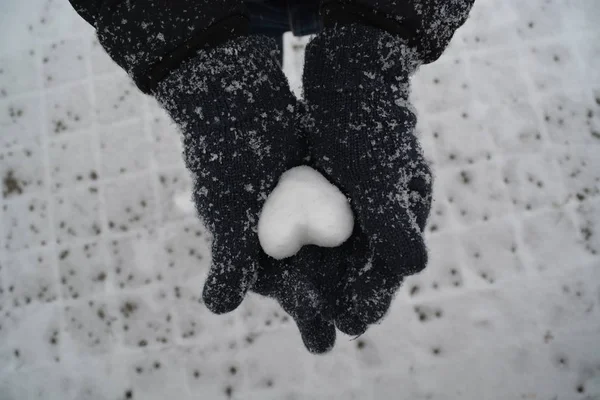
[
  {"x1": 302, "y1": 23, "x2": 434, "y2": 334},
  {"x1": 147, "y1": 35, "x2": 341, "y2": 353},
  {"x1": 154, "y1": 36, "x2": 302, "y2": 314},
  {"x1": 390, "y1": 0, "x2": 475, "y2": 63},
  {"x1": 89, "y1": 0, "x2": 246, "y2": 91},
  {"x1": 258, "y1": 166, "x2": 355, "y2": 260}
]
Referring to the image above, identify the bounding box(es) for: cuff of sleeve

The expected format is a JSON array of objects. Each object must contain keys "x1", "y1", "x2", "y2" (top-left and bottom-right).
[{"x1": 137, "y1": 14, "x2": 249, "y2": 94}]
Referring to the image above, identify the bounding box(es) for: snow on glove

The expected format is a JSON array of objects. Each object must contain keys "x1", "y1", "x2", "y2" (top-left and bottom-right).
[
  {"x1": 156, "y1": 41, "x2": 338, "y2": 352},
  {"x1": 320, "y1": 0, "x2": 475, "y2": 64},
  {"x1": 302, "y1": 23, "x2": 434, "y2": 336},
  {"x1": 156, "y1": 39, "x2": 344, "y2": 352},
  {"x1": 69, "y1": 0, "x2": 338, "y2": 353},
  {"x1": 68, "y1": 0, "x2": 249, "y2": 94}
]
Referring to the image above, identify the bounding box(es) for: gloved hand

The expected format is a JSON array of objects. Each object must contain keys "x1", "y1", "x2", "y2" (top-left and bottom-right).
[
  {"x1": 302, "y1": 24, "x2": 434, "y2": 336},
  {"x1": 301, "y1": 0, "x2": 474, "y2": 337},
  {"x1": 320, "y1": 0, "x2": 475, "y2": 64},
  {"x1": 68, "y1": 0, "x2": 337, "y2": 353},
  {"x1": 159, "y1": 55, "x2": 338, "y2": 351}
]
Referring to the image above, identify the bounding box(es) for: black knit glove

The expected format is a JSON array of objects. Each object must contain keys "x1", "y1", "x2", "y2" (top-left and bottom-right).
[
  {"x1": 156, "y1": 42, "x2": 338, "y2": 352},
  {"x1": 69, "y1": 0, "x2": 337, "y2": 353},
  {"x1": 302, "y1": 24, "x2": 433, "y2": 336},
  {"x1": 321, "y1": 0, "x2": 475, "y2": 64}
]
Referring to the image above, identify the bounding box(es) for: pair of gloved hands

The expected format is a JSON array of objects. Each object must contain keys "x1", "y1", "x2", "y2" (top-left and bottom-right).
[{"x1": 69, "y1": 0, "x2": 473, "y2": 353}]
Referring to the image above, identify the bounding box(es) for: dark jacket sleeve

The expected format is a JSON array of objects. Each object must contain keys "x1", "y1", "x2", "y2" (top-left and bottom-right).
[
  {"x1": 70, "y1": 0, "x2": 249, "y2": 93},
  {"x1": 321, "y1": 0, "x2": 475, "y2": 64}
]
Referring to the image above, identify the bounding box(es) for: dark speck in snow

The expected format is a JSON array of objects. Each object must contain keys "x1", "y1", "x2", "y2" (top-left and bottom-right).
[
  {"x1": 460, "y1": 171, "x2": 471, "y2": 184},
  {"x1": 410, "y1": 285, "x2": 420, "y2": 296},
  {"x1": 3, "y1": 170, "x2": 23, "y2": 197}
]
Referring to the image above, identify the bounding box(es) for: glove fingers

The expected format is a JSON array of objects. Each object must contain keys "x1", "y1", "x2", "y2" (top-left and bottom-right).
[
  {"x1": 335, "y1": 252, "x2": 398, "y2": 335},
  {"x1": 202, "y1": 240, "x2": 259, "y2": 314},
  {"x1": 295, "y1": 313, "x2": 336, "y2": 354},
  {"x1": 365, "y1": 211, "x2": 428, "y2": 276},
  {"x1": 335, "y1": 212, "x2": 425, "y2": 334},
  {"x1": 291, "y1": 243, "x2": 353, "y2": 315},
  {"x1": 336, "y1": 312, "x2": 368, "y2": 337},
  {"x1": 274, "y1": 266, "x2": 336, "y2": 354}
]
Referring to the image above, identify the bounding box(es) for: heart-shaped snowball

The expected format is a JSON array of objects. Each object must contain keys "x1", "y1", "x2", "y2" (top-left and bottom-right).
[{"x1": 258, "y1": 166, "x2": 355, "y2": 260}]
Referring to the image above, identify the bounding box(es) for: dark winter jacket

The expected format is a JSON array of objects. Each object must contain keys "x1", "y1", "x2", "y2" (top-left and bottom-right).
[{"x1": 247, "y1": 0, "x2": 321, "y2": 37}]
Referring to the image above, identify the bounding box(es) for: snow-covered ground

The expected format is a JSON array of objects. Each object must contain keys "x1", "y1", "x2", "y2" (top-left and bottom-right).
[{"x1": 1, "y1": 0, "x2": 599, "y2": 398}]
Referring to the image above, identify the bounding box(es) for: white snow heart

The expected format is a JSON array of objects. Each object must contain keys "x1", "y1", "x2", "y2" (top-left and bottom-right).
[{"x1": 258, "y1": 166, "x2": 355, "y2": 260}]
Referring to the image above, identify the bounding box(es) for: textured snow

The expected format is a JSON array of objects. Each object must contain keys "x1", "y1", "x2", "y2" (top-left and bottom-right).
[
  {"x1": 1, "y1": 0, "x2": 600, "y2": 398},
  {"x1": 258, "y1": 166, "x2": 354, "y2": 260}
]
